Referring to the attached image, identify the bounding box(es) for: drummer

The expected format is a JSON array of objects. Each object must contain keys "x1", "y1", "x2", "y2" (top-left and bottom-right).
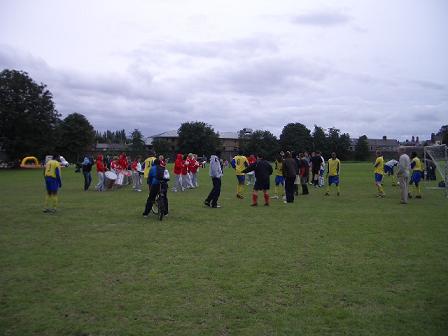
[{"x1": 95, "y1": 154, "x2": 107, "y2": 192}]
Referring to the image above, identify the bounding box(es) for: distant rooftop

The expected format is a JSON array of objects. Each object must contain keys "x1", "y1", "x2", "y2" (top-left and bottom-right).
[{"x1": 150, "y1": 130, "x2": 239, "y2": 140}]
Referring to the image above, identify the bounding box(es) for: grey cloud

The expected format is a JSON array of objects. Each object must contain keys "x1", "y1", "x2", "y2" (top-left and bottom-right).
[
  {"x1": 291, "y1": 11, "x2": 352, "y2": 26},
  {"x1": 162, "y1": 37, "x2": 279, "y2": 59},
  {"x1": 411, "y1": 79, "x2": 445, "y2": 91}
]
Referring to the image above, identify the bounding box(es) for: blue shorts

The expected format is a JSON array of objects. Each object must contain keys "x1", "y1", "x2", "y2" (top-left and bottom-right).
[
  {"x1": 237, "y1": 175, "x2": 245, "y2": 184},
  {"x1": 328, "y1": 176, "x2": 339, "y2": 186},
  {"x1": 384, "y1": 165, "x2": 393, "y2": 175},
  {"x1": 375, "y1": 173, "x2": 383, "y2": 183},
  {"x1": 45, "y1": 177, "x2": 59, "y2": 192},
  {"x1": 410, "y1": 171, "x2": 422, "y2": 184},
  {"x1": 275, "y1": 175, "x2": 285, "y2": 186}
]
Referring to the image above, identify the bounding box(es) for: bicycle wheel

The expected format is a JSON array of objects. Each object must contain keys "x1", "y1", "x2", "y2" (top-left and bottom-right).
[
  {"x1": 151, "y1": 195, "x2": 159, "y2": 215},
  {"x1": 157, "y1": 196, "x2": 165, "y2": 221}
]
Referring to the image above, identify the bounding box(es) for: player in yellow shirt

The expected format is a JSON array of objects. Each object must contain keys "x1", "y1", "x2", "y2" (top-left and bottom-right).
[
  {"x1": 231, "y1": 150, "x2": 249, "y2": 199},
  {"x1": 374, "y1": 151, "x2": 385, "y2": 197},
  {"x1": 143, "y1": 151, "x2": 157, "y2": 190},
  {"x1": 43, "y1": 155, "x2": 62, "y2": 213},
  {"x1": 409, "y1": 152, "x2": 423, "y2": 198},
  {"x1": 325, "y1": 152, "x2": 341, "y2": 196},
  {"x1": 271, "y1": 153, "x2": 285, "y2": 199}
]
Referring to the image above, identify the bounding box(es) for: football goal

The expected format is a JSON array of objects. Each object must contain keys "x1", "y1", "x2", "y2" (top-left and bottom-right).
[{"x1": 424, "y1": 144, "x2": 448, "y2": 197}]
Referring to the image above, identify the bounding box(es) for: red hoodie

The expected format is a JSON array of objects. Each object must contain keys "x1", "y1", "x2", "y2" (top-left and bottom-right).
[
  {"x1": 188, "y1": 157, "x2": 200, "y2": 174},
  {"x1": 173, "y1": 154, "x2": 183, "y2": 175},
  {"x1": 96, "y1": 155, "x2": 106, "y2": 173}
]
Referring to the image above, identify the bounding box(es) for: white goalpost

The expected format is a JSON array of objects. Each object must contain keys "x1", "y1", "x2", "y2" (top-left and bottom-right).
[{"x1": 424, "y1": 144, "x2": 448, "y2": 198}]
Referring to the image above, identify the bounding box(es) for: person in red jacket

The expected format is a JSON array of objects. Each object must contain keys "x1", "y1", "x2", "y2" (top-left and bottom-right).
[
  {"x1": 173, "y1": 153, "x2": 184, "y2": 192},
  {"x1": 181, "y1": 154, "x2": 192, "y2": 190},
  {"x1": 95, "y1": 154, "x2": 107, "y2": 192},
  {"x1": 188, "y1": 154, "x2": 200, "y2": 188}
]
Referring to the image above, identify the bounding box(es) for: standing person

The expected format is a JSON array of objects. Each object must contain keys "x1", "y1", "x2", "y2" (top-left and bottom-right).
[
  {"x1": 143, "y1": 151, "x2": 157, "y2": 191},
  {"x1": 231, "y1": 150, "x2": 249, "y2": 199},
  {"x1": 172, "y1": 153, "x2": 184, "y2": 192},
  {"x1": 310, "y1": 151, "x2": 322, "y2": 187},
  {"x1": 188, "y1": 154, "x2": 200, "y2": 188},
  {"x1": 81, "y1": 155, "x2": 93, "y2": 191},
  {"x1": 325, "y1": 152, "x2": 341, "y2": 196},
  {"x1": 43, "y1": 155, "x2": 62, "y2": 213},
  {"x1": 142, "y1": 159, "x2": 169, "y2": 217},
  {"x1": 243, "y1": 153, "x2": 273, "y2": 206},
  {"x1": 95, "y1": 154, "x2": 107, "y2": 192},
  {"x1": 409, "y1": 152, "x2": 423, "y2": 199},
  {"x1": 204, "y1": 151, "x2": 223, "y2": 208},
  {"x1": 298, "y1": 153, "x2": 310, "y2": 195},
  {"x1": 282, "y1": 151, "x2": 298, "y2": 203},
  {"x1": 131, "y1": 156, "x2": 143, "y2": 192},
  {"x1": 143, "y1": 152, "x2": 157, "y2": 174},
  {"x1": 397, "y1": 148, "x2": 411, "y2": 204},
  {"x1": 246, "y1": 154, "x2": 256, "y2": 186},
  {"x1": 384, "y1": 159, "x2": 399, "y2": 186},
  {"x1": 318, "y1": 152, "x2": 325, "y2": 187},
  {"x1": 181, "y1": 154, "x2": 193, "y2": 190},
  {"x1": 272, "y1": 153, "x2": 285, "y2": 199},
  {"x1": 374, "y1": 151, "x2": 386, "y2": 197}
]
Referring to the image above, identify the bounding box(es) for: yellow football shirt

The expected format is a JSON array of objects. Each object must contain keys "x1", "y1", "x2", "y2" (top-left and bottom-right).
[
  {"x1": 374, "y1": 156, "x2": 384, "y2": 175},
  {"x1": 328, "y1": 158, "x2": 340, "y2": 176},
  {"x1": 45, "y1": 160, "x2": 61, "y2": 178},
  {"x1": 143, "y1": 156, "x2": 156, "y2": 178},
  {"x1": 233, "y1": 155, "x2": 249, "y2": 175}
]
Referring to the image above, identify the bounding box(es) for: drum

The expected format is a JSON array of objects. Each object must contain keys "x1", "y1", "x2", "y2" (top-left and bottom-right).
[
  {"x1": 105, "y1": 171, "x2": 117, "y2": 189},
  {"x1": 115, "y1": 172, "x2": 124, "y2": 186}
]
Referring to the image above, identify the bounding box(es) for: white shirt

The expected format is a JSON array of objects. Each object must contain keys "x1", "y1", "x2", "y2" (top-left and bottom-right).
[
  {"x1": 385, "y1": 159, "x2": 398, "y2": 167},
  {"x1": 397, "y1": 154, "x2": 410, "y2": 177}
]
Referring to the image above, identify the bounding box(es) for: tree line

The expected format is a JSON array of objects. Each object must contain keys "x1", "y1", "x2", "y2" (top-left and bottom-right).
[{"x1": 3, "y1": 69, "x2": 445, "y2": 163}]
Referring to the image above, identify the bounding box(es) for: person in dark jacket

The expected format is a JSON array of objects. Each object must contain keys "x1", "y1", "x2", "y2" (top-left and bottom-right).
[
  {"x1": 242, "y1": 153, "x2": 273, "y2": 206},
  {"x1": 81, "y1": 155, "x2": 93, "y2": 191},
  {"x1": 282, "y1": 151, "x2": 298, "y2": 203},
  {"x1": 298, "y1": 153, "x2": 310, "y2": 195},
  {"x1": 143, "y1": 159, "x2": 169, "y2": 217}
]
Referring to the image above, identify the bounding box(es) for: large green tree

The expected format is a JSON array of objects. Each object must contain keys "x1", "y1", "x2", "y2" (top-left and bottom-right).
[
  {"x1": 354, "y1": 135, "x2": 369, "y2": 161},
  {"x1": 55, "y1": 113, "x2": 94, "y2": 162},
  {"x1": 279, "y1": 122, "x2": 312, "y2": 153},
  {"x1": 327, "y1": 127, "x2": 351, "y2": 160},
  {"x1": 177, "y1": 121, "x2": 220, "y2": 157},
  {"x1": 312, "y1": 125, "x2": 327, "y2": 155},
  {"x1": 129, "y1": 129, "x2": 145, "y2": 155},
  {"x1": 152, "y1": 139, "x2": 173, "y2": 157},
  {"x1": 0, "y1": 69, "x2": 60, "y2": 160},
  {"x1": 240, "y1": 130, "x2": 279, "y2": 161}
]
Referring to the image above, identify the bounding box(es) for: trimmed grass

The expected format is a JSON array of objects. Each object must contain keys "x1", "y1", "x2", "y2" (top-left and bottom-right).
[{"x1": 0, "y1": 163, "x2": 447, "y2": 335}]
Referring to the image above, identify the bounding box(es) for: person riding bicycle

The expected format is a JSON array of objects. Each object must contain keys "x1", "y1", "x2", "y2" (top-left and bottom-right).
[{"x1": 142, "y1": 159, "x2": 169, "y2": 217}]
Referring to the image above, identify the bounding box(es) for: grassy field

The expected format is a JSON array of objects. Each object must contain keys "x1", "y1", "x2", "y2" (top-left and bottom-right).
[{"x1": 0, "y1": 163, "x2": 447, "y2": 335}]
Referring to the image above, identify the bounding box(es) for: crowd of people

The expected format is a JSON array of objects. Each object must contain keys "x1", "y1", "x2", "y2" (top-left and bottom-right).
[{"x1": 42, "y1": 148, "x2": 427, "y2": 214}]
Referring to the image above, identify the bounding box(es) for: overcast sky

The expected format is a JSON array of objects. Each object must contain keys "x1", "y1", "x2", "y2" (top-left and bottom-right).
[{"x1": 1, "y1": 0, "x2": 447, "y2": 140}]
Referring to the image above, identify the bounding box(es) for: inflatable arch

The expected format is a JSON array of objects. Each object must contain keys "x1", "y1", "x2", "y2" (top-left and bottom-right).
[{"x1": 20, "y1": 156, "x2": 40, "y2": 168}]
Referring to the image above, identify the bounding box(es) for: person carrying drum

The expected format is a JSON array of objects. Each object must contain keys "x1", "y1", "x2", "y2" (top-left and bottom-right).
[{"x1": 142, "y1": 159, "x2": 169, "y2": 217}]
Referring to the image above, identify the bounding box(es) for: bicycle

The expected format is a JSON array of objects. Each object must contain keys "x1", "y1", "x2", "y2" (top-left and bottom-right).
[{"x1": 151, "y1": 182, "x2": 168, "y2": 221}]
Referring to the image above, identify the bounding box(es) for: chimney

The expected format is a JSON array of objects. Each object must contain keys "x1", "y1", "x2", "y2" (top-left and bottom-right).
[
  {"x1": 416, "y1": 136, "x2": 419, "y2": 143},
  {"x1": 382, "y1": 136, "x2": 387, "y2": 140},
  {"x1": 412, "y1": 136, "x2": 415, "y2": 142}
]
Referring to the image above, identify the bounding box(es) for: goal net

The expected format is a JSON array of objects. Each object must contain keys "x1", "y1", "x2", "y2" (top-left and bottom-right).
[{"x1": 424, "y1": 144, "x2": 448, "y2": 197}]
